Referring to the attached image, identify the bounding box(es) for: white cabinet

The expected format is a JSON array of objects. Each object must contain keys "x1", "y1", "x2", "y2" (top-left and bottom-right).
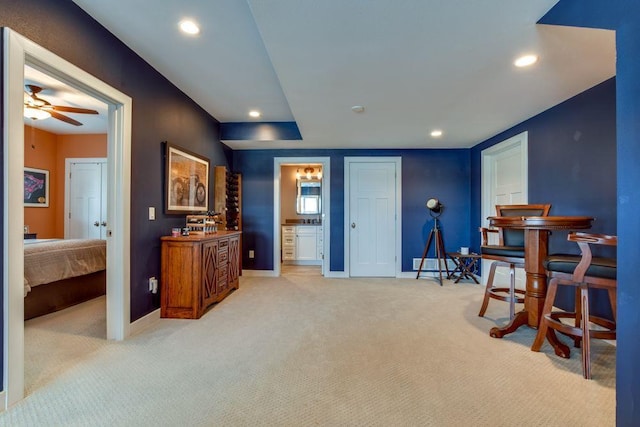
[
  {"x1": 282, "y1": 225, "x2": 323, "y2": 265},
  {"x1": 295, "y1": 226, "x2": 317, "y2": 260}
]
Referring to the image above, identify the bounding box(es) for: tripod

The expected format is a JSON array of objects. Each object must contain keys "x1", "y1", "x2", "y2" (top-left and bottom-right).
[{"x1": 415, "y1": 215, "x2": 450, "y2": 285}]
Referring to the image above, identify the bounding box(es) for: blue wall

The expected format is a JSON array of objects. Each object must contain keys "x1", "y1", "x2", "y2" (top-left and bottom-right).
[
  {"x1": 540, "y1": 2, "x2": 640, "y2": 423},
  {"x1": 233, "y1": 149, "x2": 470, "y2": 272}
]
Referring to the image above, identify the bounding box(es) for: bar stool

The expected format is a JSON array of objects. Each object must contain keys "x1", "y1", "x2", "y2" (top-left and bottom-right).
[
  {"x1": 531, "y1": 232, "x2": 617, "y2": 379},
  {"x1": 478, "y1": 204, "x2": 551, "y2": 319}
]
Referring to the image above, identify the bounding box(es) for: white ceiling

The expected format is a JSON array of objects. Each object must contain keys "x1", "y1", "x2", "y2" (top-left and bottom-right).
[
  {"x1": 69, "y1": 0, "x2": 615, "y2": 149},
  {"x1": 24, "y1": 65, "x2": 108, "y2": 135}
]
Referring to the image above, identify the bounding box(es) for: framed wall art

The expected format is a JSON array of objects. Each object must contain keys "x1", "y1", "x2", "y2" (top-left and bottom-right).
[
  {"x1": 24, "y1": 167, "x2": 49, "y2": 207},
  {"x1": 165, "y1": 143, "x2": 210, "y2": 214}
]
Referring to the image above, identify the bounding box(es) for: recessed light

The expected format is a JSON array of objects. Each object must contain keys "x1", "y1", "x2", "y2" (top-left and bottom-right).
[
  {"x1": 249, "y1": 110, "x2": 261, "y2": 118},
  {"x1": 179, "y1": 19, "x2": 200, "y2": 36},
  {"x1": 430, "y1": 130, "x2": 443, "y2": 138},
  {"x1": 351, "y1": 105, "x2": 365, "y2": 113},
  {"x1": 514, "y1": 54, "x2": 538, "y2": 67}
]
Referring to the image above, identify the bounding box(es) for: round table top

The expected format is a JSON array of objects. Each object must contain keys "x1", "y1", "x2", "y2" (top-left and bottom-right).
[{"x1": 487, "y1": 215, "x2": 594, "y2": 230}]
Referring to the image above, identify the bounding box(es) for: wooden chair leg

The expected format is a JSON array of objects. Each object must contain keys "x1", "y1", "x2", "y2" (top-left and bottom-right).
[
  {"x1": 573, "y1": 287, "x2": 582, "y2": 348},
  {"x1": 608, "y1": 287, "x2": 617, "y2": 323},
  {"x1": 532, "y1": 277, "x2": 559, "y2": 352},
  {"x1": 478, "y1": 262, "x2": 498, "y2": 317},
  {"x1": 580, "y1": 285, "x2": 591, "y2": 379},
  {"x1": 509, "y1": 263, "x2": 516, "y2": 320}
]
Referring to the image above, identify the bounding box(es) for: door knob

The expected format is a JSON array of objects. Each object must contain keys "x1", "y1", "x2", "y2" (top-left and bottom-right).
[
  {"x1": 94, "y1": 221, "x2": 100, "y2": 227},
  {"x1": 351, "y1": 222, "x2": 356, "y2": 228},
  {"x1": 101, "y1": 221, "x2": 107, "y2": 226}
]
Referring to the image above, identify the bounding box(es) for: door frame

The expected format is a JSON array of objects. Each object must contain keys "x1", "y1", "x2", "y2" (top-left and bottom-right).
[
  {"x1": 64, "y1": 158, "x2": 107, "y2": 239},
  {"x1": 481, "y1": 131, "x2": 528, "y2": 285},
  {"x1": 273, "y1": 157, "x2": 330, "y2": 277},
  {"x1": 3, "y1": 29, "x2": 132, "y2": 408},
  {"x1": 344, "y1": 156, "x2": 402, "y2": 278}
]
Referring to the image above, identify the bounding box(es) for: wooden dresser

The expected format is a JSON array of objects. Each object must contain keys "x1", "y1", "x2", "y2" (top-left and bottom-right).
[{"x1": 160, "y1": 231, "x2": 241, "y2": 319}]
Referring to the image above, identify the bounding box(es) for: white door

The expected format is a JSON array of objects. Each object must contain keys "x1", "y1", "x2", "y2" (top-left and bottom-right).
[
  {"x1": 67, "y1": 160, "x2": 107, "y2": 239},
  {"x1": 481, "y1": 132, "x2": 528, "y2": 287},
  {"x1": 349, "y1": 162, "x2": 396, "y2": 277}
]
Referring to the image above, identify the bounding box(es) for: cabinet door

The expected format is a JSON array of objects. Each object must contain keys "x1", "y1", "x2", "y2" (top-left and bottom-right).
[
  {"x1": 228, "y1": 234, "x2": 240, "y2": 287},
  {"x1": 296, "y1": 233, "x2": 317, "y2": 260},
  {"x1": 202, "y1": 239, "x2": 220, "y2": 308}
]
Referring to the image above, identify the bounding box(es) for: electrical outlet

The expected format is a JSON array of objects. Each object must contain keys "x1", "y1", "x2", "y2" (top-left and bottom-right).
[
  {"x1": 249, "y1": 250, "x2": 255, "y2": 259},
  {"x1": 149, "y1": 277, "x2": 158, "y2": 294}
]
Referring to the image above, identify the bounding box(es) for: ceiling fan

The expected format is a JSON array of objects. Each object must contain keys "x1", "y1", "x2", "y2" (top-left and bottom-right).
[{"x1": 24, "y1": 84, "x2": 98, "y2": 126}]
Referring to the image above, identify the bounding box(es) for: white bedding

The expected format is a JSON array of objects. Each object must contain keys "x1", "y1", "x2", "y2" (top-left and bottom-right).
[{"x1": 24, "y1": 239, "x2": 106, "y2": 296}]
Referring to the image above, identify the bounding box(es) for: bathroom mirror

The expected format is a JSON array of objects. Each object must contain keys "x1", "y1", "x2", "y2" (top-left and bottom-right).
[{"x1": 296, "y1": 178, "x2": 322, "y2": 214}]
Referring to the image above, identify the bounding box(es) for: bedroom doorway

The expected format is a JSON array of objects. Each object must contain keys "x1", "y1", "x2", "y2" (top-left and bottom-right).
[{"x1": 3, "y1": 29, "x2": 132, "y2": 408}]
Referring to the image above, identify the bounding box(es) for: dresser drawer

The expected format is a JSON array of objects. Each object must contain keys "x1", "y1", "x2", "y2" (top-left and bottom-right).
[
  {"x1": 282, "y1": 234, "x2": 295, "y2": 246},
  {"x1": 282, "y1": 226, "x2": 296, "y2": 233},
  {"x1": 282, "y1": 248, "x2": 295, "y2": 260}
]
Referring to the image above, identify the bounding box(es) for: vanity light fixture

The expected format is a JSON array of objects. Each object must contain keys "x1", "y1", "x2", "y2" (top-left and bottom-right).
[
  {"x1": 296, "y1": 169, "x2": 301, "y2": 179},
  {"x1": 514, "y1": 54, "x2": 538, "y2": 68},
  {"x1": 179, "y1": 19, "x2": 200, "y2": 36},
  {"x1": 317, "y1": 169, "x2": 323, "y2": 180}
]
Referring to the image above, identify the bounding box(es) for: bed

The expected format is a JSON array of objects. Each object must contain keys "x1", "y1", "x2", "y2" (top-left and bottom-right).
[{"x1": 24, "y1": 239, "x2": 107, "y2": 320}]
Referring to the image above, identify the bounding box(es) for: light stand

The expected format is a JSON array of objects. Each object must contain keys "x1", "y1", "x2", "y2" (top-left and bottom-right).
[{"x1": 416, "y1": 198, "x2": 450, "y2": 285}]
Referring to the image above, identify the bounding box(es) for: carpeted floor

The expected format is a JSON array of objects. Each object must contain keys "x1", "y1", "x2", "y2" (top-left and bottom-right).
[{"x1": 2, "y1": 272, "x2": 615, "y2": 426}]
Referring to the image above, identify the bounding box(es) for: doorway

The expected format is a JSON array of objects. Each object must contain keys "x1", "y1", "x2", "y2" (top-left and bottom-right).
[
  {"x1": 481, "y1": 131, "x2": 528, "y2": 287},
  {"x1": 273, "y1": 157, "x2": 330, "y2": 277},
  {"x1": 3, "y1": 29, "x2": 132, "y2": 408},
  {"x1": 344, "y1": 157, "x2": 402, "y2": 278},
  {"x1": 65, "y1": 158, "x2": 108, "y2": 239}
]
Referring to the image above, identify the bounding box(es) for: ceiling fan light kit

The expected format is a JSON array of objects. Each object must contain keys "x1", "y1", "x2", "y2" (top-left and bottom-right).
[{"x1": 23, "y1": 84, "x2": 99, "y2": 126}]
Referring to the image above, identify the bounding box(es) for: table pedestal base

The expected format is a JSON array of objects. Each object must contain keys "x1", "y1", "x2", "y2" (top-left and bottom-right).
[{"x1": 489, "y1": 310, "x2": 571, "y2": 358}]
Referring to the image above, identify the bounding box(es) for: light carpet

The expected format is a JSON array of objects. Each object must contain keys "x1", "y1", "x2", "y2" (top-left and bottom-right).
[{"x1": 2, "y1": 273, "x2": 615, "y2": 426}]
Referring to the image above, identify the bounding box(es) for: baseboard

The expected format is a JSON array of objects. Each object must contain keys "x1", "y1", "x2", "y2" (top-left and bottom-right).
[
  {"x1": 242, "y1": 269, "x2": 278, "y2": 277},
  {"x1": 0, "y1": 390, "x2": 6, "y2": 413},
  {"x1": 324, "y1": 271, "x2": 348, "y2": 278},
  {"x1": 129, "y1": 308, "x2": 160, "y2": 336}
]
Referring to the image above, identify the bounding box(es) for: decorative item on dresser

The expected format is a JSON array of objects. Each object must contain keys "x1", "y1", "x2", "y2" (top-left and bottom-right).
[
  {"x1": 214, "y1": 165, "x2": 242, "y2": 231},
  {"x1": 160, "y1": 231, "x2": 241, "y2": 319}
]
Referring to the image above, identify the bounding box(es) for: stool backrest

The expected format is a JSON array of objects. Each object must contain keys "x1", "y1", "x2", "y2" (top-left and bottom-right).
[{"x1": 495, "y1": 204, "x2": 551, "y2": 247}]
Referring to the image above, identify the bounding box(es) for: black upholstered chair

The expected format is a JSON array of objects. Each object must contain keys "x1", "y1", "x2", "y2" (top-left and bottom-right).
[
  {"x1": 478, "y1": 204, "x2": 552, "y2": 319},
  {"x1": 531, "y1": 232, "x2": 616, "y2": 379}
]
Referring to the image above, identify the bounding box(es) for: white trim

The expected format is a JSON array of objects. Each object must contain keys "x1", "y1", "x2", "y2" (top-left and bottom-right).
[
  {"x1": 64, "y1": 157, "x2": 107, "y2": 239},
  {"x1": 344, "y1": 157, "x2": 402, "y2": 278},
  {"x1": 241, "y1": 269, "x2": 278, "y2": 278},
  {"x1": 481, "y1": 131, "x2": 528, "y2": 228},
  {"x1": 129, "y1": 308, "x2": 160, "y2": 337},
  {"x1": 324, "y1": 271, "x2": 348, "y2": 278},
  {"x1": 3, "y1": 29, "x2": 132, "y2": 408},
  {"x1": 273, "y1": 157, "x2": 331, "y2": 277},
  {"x1": 0, "y1": 391, "x2": 5, "y2": 412}
]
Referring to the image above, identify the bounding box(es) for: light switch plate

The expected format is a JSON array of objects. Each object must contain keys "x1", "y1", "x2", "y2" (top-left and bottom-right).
[{"x1": 148, "y1": 207, "x2": 156, "y2": 220}]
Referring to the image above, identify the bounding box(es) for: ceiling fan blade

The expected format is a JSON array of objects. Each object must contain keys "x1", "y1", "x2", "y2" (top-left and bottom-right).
[
  {"x1": 49, "y1": 110, "x2": 83, "y2": 126},
  {"x1": 50, "y1": 105, "x2": 99, "y2": 115}
]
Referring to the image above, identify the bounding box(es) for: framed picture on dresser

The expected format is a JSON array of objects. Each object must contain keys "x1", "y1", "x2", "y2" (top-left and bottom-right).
[{"x1": 24, "y1": 167, "x2": 49, "y2": 207}]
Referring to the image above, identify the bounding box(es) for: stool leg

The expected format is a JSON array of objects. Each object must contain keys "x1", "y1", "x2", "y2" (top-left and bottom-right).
[
  {"x1": 509, "y1": 263, "x2": 516, "y2": 320},
  {"x1": 532, "y1": 277, "x2": 559, "y2": 352},
  {"x1": 574, "y1": 287, "x2": 582, "y2": 348},
  {"x1": 580, "y1": 285, "x2": 591, "y2": 379},
  {"x1": 608, "y1": 287, "x2": 617, "y2": 324},
  {"x1": 478, "y1": 262, "x2": 498, "y2": 317}
]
